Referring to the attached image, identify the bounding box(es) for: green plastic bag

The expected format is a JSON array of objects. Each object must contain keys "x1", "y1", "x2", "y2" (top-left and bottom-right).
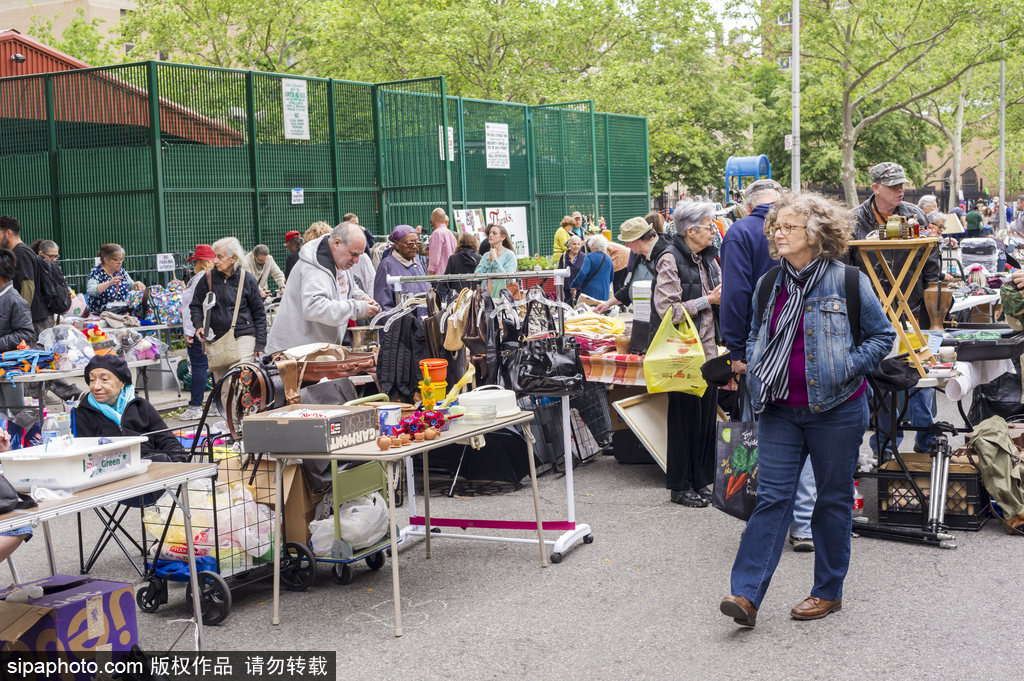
[{"x1": 642, "y1": 308, "x2": 707, "y2": 396}]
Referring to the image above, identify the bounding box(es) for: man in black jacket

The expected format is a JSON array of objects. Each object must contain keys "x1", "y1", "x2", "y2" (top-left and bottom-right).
[{"x1": 851, "y1": 162, "x2": 946, "y2": 456}]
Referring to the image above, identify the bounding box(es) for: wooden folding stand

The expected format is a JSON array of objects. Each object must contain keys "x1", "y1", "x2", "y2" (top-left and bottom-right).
[{"x1": 849, "y1": 237, "x2": 941, "y2": 378}]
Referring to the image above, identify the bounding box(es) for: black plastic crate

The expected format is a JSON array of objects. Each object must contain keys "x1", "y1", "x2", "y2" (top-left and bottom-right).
[
  {"x1": 519, "y1": 386, "x2": 609, "y2": 470},
  {"x1": 875, "y1": 468, "x2": 990, "y2": 531}
]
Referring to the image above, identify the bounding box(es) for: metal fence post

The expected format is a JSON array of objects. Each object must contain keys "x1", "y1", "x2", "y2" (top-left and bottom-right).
[
  {"x1": 589, "y1": 102, "x2": 599, "y2": 227},
  {"x1": 327, "y1": 80, "x2": 342, "y2": 226},
  {"x1": 644, "y1": 117, "x2": 651, "y2": 212},
  {"x1": 371, "y1": 84, "x2": 386, "y2": 233},
  {"x1": 146, "y1": 62, "x2": 168, "y2": 253},
  {"x1": 456, "y1": 97, "x2": 468, "y2": 210},
  {"x1": 527, "y1": 107, "x2": 539, "y2": 251},
  {"x1": 603, "y1": 113, "x2": 612, "y2": 228},
  {"x1": 244, "y1": 72, "x2": 262, "y2": 247},
  {"x1": 44, "y1": 74, "x2": 61, "y2": 246},
  {"x1": 440, "y1": 76, "x2": 455, "y2": 221}
]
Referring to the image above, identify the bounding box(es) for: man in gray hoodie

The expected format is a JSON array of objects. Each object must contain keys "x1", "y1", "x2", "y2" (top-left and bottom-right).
[{"x1": 265, "y1": 222, "x2": 379, "y2": 354}]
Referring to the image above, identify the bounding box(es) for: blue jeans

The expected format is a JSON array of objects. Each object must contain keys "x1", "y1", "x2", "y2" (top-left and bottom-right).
[
  {"x1": 741, "y1": 378, "x2": 816, "y2": 540},
  {"x1": 186, "y1": 336, "x2": 208, "y2": 409},
  {"x1": 730, "y1": 395, "x2": 868, "y2": 609},
  {"x1": 870, "y1": 387, "x2": 936, "y2": 454}
]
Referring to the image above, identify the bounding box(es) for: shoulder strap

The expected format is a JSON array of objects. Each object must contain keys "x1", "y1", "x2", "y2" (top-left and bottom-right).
[
  {"x1": 227, "y1": 270, "x2": 245, "y2": 331},
  {"x1": 578, "y1": 253, "x2": 608, "y2": 292},
  {"x1": 756, "y1": 266, "x2": 782, "y2": 321},
  {"x1": 845, "y1": 264, "x2": 861, "y2": 346}
]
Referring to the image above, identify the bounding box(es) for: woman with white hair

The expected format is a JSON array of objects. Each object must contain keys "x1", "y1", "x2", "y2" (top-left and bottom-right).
[
  {"x1": 570, "y1": 234, "x2": 614, "y2": 302},
  {"x1": 188, "y1": 236, "x2": 267, "y2": 380},
  {"x1": 658, "y1": 200, "x2": 723, "y2": 507}
]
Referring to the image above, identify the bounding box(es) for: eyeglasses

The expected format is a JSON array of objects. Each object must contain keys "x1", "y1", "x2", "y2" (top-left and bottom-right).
[
  {"x1": 43, "y1": 253, "x2": 59, "y2": 262},
  {"x1": 769, "y1": 224, "x2": 806, "y2": 236}
]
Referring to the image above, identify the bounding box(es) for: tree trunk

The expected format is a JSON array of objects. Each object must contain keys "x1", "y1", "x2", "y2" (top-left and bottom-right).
[
  {"x1": 840, "y1": 93, "x2": 859, "y2": 206},
  {"x1": 948, "y1": 89, "x2": 966, "y2": 211}
]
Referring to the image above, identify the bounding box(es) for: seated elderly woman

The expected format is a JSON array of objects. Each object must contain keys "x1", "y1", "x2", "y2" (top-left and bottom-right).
[{"x1": 73, "y1": 355, "x2": 186, "y2": 461}]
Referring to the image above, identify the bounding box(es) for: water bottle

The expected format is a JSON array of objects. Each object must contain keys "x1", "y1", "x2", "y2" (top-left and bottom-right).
[
  {"x1": 853, "y1": 480, "x2": 864, "y2": 519},
  {"x1": 57, "y1": 413, "x2": 72, "y2": 437},
  {"x1": 41, "y1": 411, "x2": 60, "y2": 446}
]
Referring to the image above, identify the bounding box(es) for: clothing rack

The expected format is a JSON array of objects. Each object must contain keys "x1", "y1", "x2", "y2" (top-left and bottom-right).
[{"x1": 385, "y1": 267, "x2": 593, "y2": 563}]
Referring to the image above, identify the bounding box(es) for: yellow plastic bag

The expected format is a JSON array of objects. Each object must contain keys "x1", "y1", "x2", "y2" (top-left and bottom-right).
[{"x1": 643, "y1": 307, "x2": 707, "y2": 396}]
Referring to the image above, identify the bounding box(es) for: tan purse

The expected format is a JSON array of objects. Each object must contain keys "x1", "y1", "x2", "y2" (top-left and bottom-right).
[
  {"x1": 206, "y1": 270, "x2": 247, "y2": 373},
  {"x1": 443, "y1": 288, "x2": 473, "y2": 351}
]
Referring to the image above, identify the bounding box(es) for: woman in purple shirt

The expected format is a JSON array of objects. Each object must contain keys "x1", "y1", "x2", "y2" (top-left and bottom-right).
[{"x1": 720, "y1": 193, "x2": 894, "y2": 628}]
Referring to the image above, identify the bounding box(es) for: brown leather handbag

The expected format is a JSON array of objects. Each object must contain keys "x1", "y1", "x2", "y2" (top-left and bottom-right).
[
  {"x1": 270, "y1": 344, "x2": 376, "y2": 384},
  {"x1": 461, "y1": 290, "x2": 489, "y2": 355}
]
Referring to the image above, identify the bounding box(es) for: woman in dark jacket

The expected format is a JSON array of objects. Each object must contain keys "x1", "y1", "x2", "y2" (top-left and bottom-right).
[
  {"x1": 558, "y1": 236, "x2": 586, "y2": 292},
  {"x1": 439, "y1": 232, "x2": 482, "y2": 299},
  {"x1": 0, "y1": 249, "x2": 36, "y2": 418},
  {"x1": 188, "y1": 237, "x2": 267, "y2": 380},
  {"x1": 73, "y1": 355, "x2": 185, "y2": 460},
  {"x1": 656, "y1": 201, "x2": 722, "y2": 508}
]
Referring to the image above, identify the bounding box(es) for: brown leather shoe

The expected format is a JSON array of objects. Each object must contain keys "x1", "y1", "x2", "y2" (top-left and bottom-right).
[
  {"x1": 720, "y1": 595, "x2": 757, "y2": 627},
  {"x1": 790, "y1": 596, "x2": 842, "y2": 620}
]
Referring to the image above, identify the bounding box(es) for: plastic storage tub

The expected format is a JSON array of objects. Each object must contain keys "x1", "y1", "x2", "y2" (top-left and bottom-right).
[{"x1": 0, "y1": 436, "x2": 149, "y2": 492}]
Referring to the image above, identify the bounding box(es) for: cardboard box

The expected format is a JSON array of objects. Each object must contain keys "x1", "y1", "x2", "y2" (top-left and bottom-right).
[
  {"x1": 242, "y1": 404, "x2": 377, "y2": 453},
  {"x1": 0, "y1": 575, "x2": 137, "y2": 679},
  {"x1": 218, "y1": 453, "x2": 276, "y2": 506},
  {"x1": 608, "y1": 385, "x2": 650, "y2": 431},
  {"x1": 282, "y1": 463, "x2": 323, "y2": 546}
]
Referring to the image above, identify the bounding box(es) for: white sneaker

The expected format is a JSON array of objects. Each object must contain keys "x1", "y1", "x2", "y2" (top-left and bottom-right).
[{"x1": 180, "y1": 406, "x2": 204, "y2": 421}]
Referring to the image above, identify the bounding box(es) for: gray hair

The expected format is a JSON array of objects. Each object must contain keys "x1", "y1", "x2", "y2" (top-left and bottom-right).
[
  {"x1": 253, "y1": 244, "x2": 269, "y2": 257},
  {"x1": 586, "y1": 235, "x2": 608, "y2": 253},
  {"x1": 672, "y1": 200, "x2": 716, "y2": 237},
  {"x1": 927, "y1": 211, "x2": 946, "y2": 225},
  {"x1": 212, "y1": 236, "x2": 247, "y2": 271},
  {"x1": 742, "y1": 179, "x2": 782, "y2": 208},
  {"x1": 918, "y1": 195, "x2": 938, "y2": 211},
  {"x1": 331, "y1": 221, "x2": 362, "y2": 245},
  {"x1": 37, "y1": 240, "x2": 57, "y2": 254},
  {"x1": 567, "y1": 235, "x2": 583, "y2": 248}
]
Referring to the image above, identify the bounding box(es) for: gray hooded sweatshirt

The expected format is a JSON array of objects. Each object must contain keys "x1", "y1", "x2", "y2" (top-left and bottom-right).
[{"x1": 264, "y1": 235, "x2": 372, "y2": 354}]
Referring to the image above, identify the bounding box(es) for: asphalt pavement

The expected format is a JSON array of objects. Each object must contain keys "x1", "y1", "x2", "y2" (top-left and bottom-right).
[{"x1": 3, "y1": 394, "x2": 1021, "y2": 681}]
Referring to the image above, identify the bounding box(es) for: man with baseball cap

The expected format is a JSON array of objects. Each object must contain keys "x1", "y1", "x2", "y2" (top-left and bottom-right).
[
  {"x1": 852, "y1": 162, "x2": 944, "y2": 456},
  {"x1": 283, "y1": 230, "x2": 303, "y2": 280}
]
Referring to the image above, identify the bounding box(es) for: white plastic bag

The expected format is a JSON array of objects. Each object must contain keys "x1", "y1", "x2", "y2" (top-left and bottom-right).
[
  {"x1": 39, "y1": 324, "x2": 94, "y2": 370},
  {"x1": 308, "y1": 492, "x2": 389, "y2": 555}
]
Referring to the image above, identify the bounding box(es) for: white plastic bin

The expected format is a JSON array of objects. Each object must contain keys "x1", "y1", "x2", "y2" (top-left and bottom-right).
[{"x1": 0, "y1": 436, "x2": 149, "y2": 492}]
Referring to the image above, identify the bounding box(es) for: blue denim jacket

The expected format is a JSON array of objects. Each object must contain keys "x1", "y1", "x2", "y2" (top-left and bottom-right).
[{"x1": 745, "y1": 259, "x2": 896, "y2": 414}]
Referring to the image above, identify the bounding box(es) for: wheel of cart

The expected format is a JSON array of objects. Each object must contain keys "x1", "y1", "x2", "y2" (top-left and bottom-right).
[{"x1": 319, "y1": 394, "x2": 403, "y2": 586}]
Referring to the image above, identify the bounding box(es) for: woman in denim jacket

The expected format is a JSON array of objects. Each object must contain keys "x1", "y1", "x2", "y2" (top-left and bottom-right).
[{"x1": 720, "y1": 193, "x2": 895, "y2": 628}]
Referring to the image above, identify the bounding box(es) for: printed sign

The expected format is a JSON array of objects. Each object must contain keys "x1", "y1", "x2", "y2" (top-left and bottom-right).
[
  {"x1": 439, "y1": 126, "x2": 454, "y2": 161},
  {"x1": 291, "y1": 188, "x2": 304, "y2": 205},
  {"x1": 156, "y1": 253, "x2": 176, "y2": 272},
  {"x1": 453, "y1": 209, "x2": 486, "y2": 238},
  {"x1": 282, "y1": 79, "x2": 310, "y2": 140},
  {"x1": 784, "y1": 134, "x2": 793, "y2": 150},
  {"x1": 485, "y1": 206, "x2": 529, "y2": 258},
  {"x1": 485, "y1": 122, "x2": 510, "y2": 169}
]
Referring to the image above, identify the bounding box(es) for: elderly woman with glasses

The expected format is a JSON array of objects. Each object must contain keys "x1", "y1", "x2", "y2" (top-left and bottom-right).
[
  {"x1": 373, "y1": 225, "x2": 432, "y2": 310},
  {"x1": 656, "y1": 200, "x2": 723, "y2": 507},
  {"x1": 85, "y1": 244, "x2": 146, "y2": 315},
  {"x1": 720, "y1": 192, "x2": 894, "y2": 628}
]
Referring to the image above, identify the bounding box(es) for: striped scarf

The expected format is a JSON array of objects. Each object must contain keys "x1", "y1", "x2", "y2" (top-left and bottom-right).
[{"x1": 755, "y1": 258, "x2": 830, "y2": 404}]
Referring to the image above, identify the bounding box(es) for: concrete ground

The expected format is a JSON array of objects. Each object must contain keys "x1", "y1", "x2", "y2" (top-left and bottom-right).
[{"x1": 4, "y1": 393, "x2": 1021, "y2": 680}]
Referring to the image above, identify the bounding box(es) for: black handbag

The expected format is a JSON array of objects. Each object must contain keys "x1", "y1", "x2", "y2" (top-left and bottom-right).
[
  {"x1": 462, "y1": 289, "x2": 489, "y2": 356},
  {"x1": 1, "y1": 474, "x2": 37, "y2": 515},
  {"x1": 511, "y1": 300, "x2": 585, "y2": 397}
]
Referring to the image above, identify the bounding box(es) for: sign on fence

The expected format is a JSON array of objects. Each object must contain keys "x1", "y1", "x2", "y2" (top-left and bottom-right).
[
  {"x1": 291, "y1": 188, "x2": 304, "y2": 205},
  {"x1": 156, "y1": 254, "x2": 176, "y2": 272},
  {"x1": 485, "y1": 206, "x2": 529, "y2": 258},
  {"x1": 282, "y1": 79, "x2": 310, "y2": 140},
  {"x1": 485, "y1": 123, "x2": 510, "y2": 170},
  {"x1": 439, "y1": 126, "x2": 454, "y2": 161}
]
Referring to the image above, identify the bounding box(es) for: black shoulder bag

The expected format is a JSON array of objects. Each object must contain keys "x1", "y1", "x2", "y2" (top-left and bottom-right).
[{"x1": 510, "y1": 299, "x2": 586, "y2": 397}]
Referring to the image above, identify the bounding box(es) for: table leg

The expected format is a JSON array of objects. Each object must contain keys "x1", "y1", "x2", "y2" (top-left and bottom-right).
[
  {"x1": 180, "y1": 483, "x2": 206, "y2": 652},
  {"x1": 271, "y1": 457, "x2": 283, "y2": 626},
  {"x1": 523, "y1": 428, "x2": 548, "y2": 568},
  {"x1": 41, "y1": 521, "x2": 57, "y2": 576},
  {"x1": 423, "y1": 450, "x2": 431, "y2": 560},
  {"x1": 386, "y1": 461, "x2": 403, "y2": 637},
  {"x1": 138, "y1": 367, "x2": 151, "y2": 401}
]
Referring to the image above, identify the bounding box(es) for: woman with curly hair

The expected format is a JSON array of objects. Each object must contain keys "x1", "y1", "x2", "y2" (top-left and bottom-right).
[{"x1": 720, "y1": 192, "x2": 894, "y2": 628}]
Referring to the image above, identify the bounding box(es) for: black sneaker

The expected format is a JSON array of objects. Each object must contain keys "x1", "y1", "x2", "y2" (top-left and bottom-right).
[
  {"x1": 671, "y1": 489, "x2": 709, "y2": 507},
  {"x1": 696, "y1": 486, "x2": 713, "y2": 503}
]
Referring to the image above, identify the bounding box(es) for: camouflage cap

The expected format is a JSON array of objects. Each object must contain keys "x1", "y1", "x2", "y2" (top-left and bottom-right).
[
  {"x1": 869, "y1": 162, "x2": 910, "y2": 187},
  {"x1": 1001, "y1": 282, "x2": 1024, "y2": 332}
]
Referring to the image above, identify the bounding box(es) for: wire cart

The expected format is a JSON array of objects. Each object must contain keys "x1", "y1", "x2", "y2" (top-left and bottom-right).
[{"x1": 134, "y1": 368, "x2": 317, "y2": 625}]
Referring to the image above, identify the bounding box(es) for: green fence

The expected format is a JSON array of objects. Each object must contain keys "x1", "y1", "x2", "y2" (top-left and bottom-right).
[{"x1": 0, "y1": 61, "x2": 649, "y2": 265}]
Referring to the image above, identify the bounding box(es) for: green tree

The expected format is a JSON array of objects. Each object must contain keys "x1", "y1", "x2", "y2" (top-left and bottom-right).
[
  {"x1": 758, "y1": 0, "x2": 1024, "y2": 206},
  {"x1": 27, "y1": 8, "x2": 123, "y2": 65}
]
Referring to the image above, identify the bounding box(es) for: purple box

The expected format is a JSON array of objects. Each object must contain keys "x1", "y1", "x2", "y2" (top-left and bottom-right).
[{"x1": 0, "y1": 575, "x2": 138, "y2": 679}]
